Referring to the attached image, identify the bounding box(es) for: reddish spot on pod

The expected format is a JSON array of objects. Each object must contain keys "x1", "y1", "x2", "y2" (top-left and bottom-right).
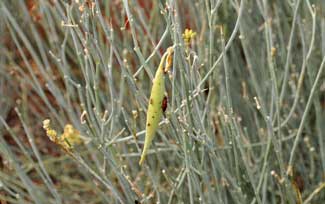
[
  {"x1": 162, "y1": 96, "x2": 168, "y2": 113},
  {"x1": 147, "y1": 123, "x2": 151, "y2": 126}
]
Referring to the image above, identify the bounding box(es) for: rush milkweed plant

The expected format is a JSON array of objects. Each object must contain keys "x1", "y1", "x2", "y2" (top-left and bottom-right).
[{"x1": 1, "y1": 0, "x2": 325, "y2": 204}]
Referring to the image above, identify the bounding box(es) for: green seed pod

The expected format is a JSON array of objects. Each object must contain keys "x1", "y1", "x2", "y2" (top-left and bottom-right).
[{"x1": 139, "y1": 47, "x2": 173, "y2": 165}]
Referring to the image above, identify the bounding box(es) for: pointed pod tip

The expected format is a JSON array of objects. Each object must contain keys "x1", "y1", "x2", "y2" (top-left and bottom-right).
[{"x1": 139, "y1": 157, "x2": 144, "y2": 166}]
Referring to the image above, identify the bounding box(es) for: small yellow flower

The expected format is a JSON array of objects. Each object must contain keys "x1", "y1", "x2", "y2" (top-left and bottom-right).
[
  {"x1": 182, "y1": 28, "x2": 196, "y2": 46},
  {"x1": 43, "y1": 119, "x2": 83, "y2": 152},
  {"x1": 61, "y1": 124, "x2": 83, "y2": 147}
]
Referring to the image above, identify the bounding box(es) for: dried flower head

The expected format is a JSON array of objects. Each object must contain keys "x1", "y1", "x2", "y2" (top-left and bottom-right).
[{"x1": 43, "y1": 119, "x2": 58, "y2": 143}]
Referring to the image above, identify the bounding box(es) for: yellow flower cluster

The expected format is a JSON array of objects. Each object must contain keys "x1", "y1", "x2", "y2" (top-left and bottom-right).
[
  {"x1": 182, "y1": 28, "x2": 196, "y2": 46},
  {"x1": 43, "y1": 119, "x2": 83, "y2": 151},
  {"x1": 61, "y1": 124, "x2": 83, "y2": 146}
]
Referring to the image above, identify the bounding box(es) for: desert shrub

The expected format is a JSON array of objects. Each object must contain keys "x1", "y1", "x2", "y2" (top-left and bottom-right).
[{"x1": 0, "y1": 0, "x2": 324, "y2": 203}]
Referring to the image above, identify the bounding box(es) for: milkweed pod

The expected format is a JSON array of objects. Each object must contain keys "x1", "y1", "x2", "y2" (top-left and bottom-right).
[{"x1": 139, "y1": 46, "x2": 174, "y2": 165}]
